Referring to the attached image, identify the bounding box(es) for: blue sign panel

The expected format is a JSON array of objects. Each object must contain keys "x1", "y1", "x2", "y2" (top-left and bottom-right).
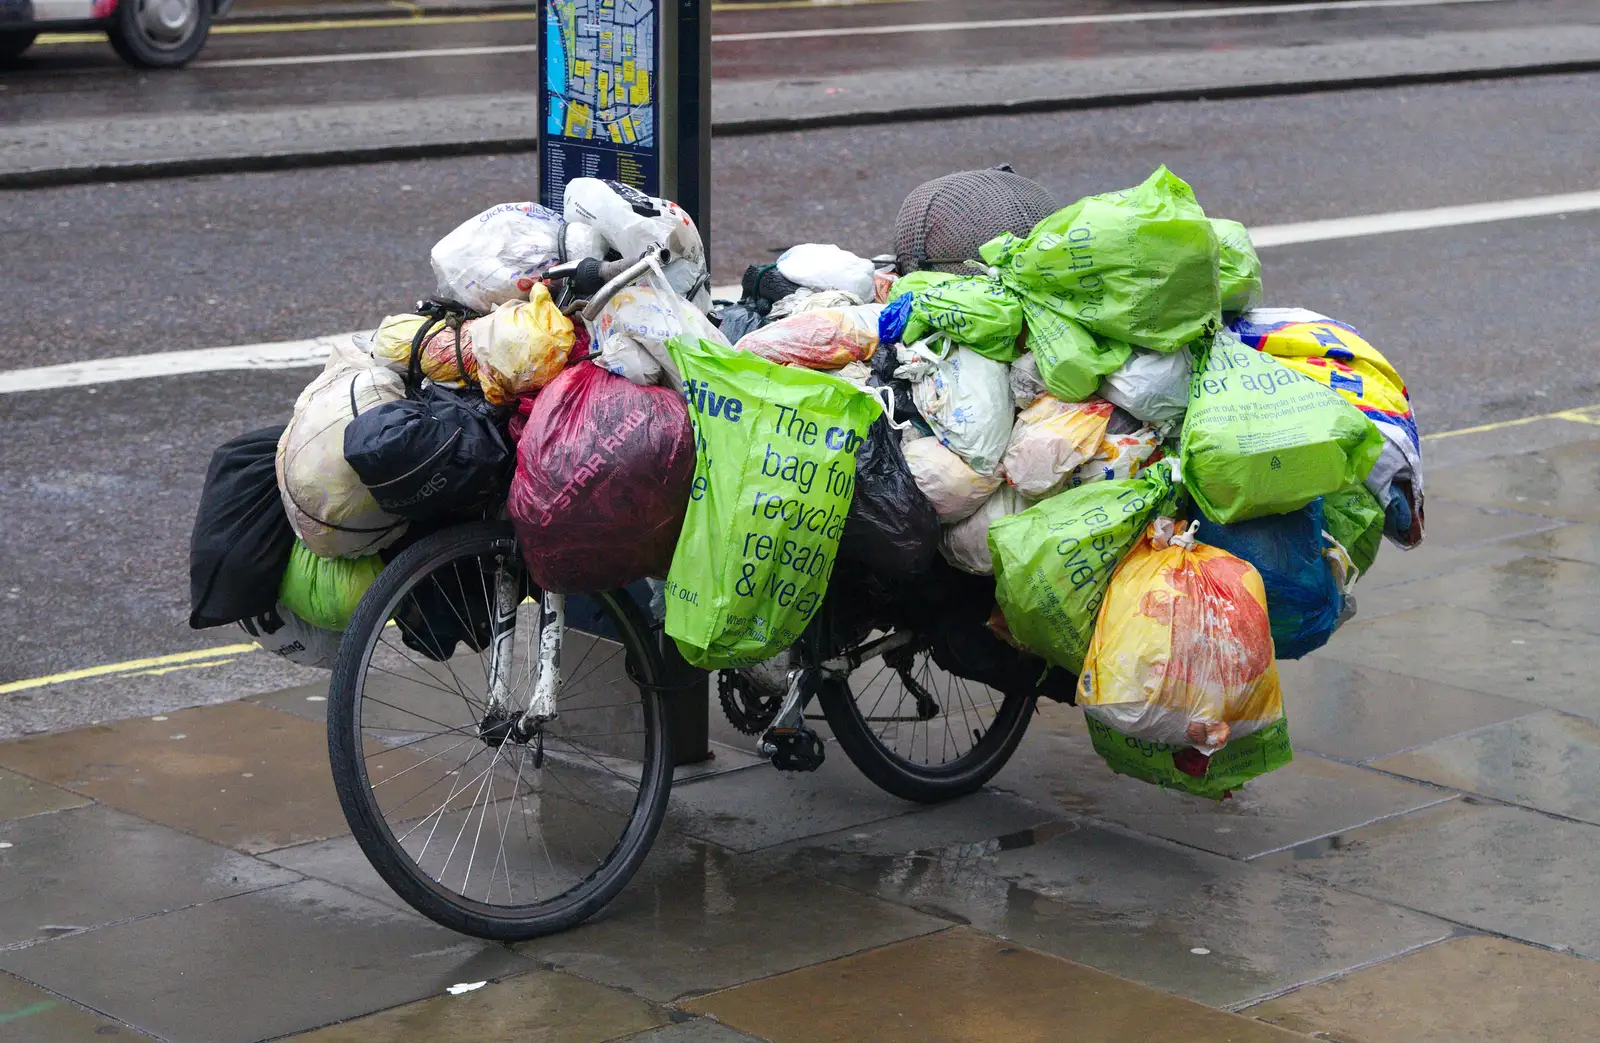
[{"x1": 539, "y1": 0, "x2": 661, "y2": 212}]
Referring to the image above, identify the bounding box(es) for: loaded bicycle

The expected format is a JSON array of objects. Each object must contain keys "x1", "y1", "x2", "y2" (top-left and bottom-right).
[{"x1": 325, "y1": 252, "x2": 1048, "y2": 941}]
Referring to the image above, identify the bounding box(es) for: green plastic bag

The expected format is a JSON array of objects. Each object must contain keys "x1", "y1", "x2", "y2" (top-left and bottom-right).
[
  {"x1": 1085, "y1": 713, "x2": 1293, "y2": 799},
  {"x1": 1016, "y1": 299, "x2": 1132, "y2": 403},
  {"x1": 890, "y1": 271, "x2": 1024, "y2": 363},
  {"x1": 1324, "y1": 485, "x2": 1384, "y2": 578},
  {"x1": 278, "y1": 540, "x2": 384, "y2": 631},
  {"x1": 1212, "y1": 218, "x2": 1263, "y2": 315},
  {"x1": 664, "y1": 335, "x2": 882, "y2": 669},
  {"x1": 980, "y1": 166, "x2": 1221, "y2": 353},
  {"x1": 988, "y1": 461, "x2": 1174, "y2": 676},
  {"x1": 1180, "y1": 331, "x2": 1385, "y2": 524}
]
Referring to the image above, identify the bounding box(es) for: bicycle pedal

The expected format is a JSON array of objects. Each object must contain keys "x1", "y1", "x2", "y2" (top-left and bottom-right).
[{"x1": 759, "y1": 725, "x2": 826, "y2": 773}]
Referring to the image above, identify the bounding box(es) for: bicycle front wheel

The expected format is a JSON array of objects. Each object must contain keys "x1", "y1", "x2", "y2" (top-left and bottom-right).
[{"x1": 327, "y1": 521, "x2": 671, "y2": 941}]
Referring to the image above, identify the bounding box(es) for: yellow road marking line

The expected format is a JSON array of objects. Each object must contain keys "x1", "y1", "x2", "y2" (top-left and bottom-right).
[
  {"x1": 34, "y1": 0, "x2": 922, "y2": 44},
  {"x1": 1424, "y1": 404, "x2": 1600, "y2": 441},
  {"x1": 0, "y1": 643, "x2": 258, "y2": 695}
]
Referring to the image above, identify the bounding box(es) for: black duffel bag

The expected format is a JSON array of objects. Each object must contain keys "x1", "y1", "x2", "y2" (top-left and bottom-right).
[
  {"x1": 189, "y1": 425, "x2": 296, "y2": 629},
  {"x1": 344, "y1": 309, "x2": 513, "y2": 521}
]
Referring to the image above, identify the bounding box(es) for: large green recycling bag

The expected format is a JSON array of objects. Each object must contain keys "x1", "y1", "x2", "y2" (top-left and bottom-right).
[
  {"x1": 980, "y1": 166, "x2": 1221, "y2": 353},
  {"x1": 664, "y1": 335, "x2": 883, "y2": 669},
  {"x1": 988, "y1": 461, "x2": 1174, "y2": 676},
  {"x1": 889, "y1": 271, "x2": 1024, "y2": 363},
  {"x1": 1019, "y1": 304, "x2": 1132, "y2": 403},
  {"x1": 1180, "y1": 331, "x2": 1385, "y2": 524},
  {"x1": 1212, "y1": 218, "x2": 1263, "y2": 315}
]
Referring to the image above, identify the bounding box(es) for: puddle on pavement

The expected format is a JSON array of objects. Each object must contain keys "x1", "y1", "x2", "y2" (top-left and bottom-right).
[{"x1": 1250, "y1": 833, "x2": 1352, "y2": 869}]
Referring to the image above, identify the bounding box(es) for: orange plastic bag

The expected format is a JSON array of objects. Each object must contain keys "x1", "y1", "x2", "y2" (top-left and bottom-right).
[{"x1": 1077, "y1": 519, "x2": 1283, "y2": 753}]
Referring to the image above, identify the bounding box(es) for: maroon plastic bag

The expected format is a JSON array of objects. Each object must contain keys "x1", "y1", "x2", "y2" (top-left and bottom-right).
[{"x1": 509, "y1": 361, "x2": 695, "y2": 593}]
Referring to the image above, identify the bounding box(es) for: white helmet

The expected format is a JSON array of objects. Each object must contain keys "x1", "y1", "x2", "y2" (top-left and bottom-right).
[{"x1": 239, "y1": 604, "x2": 344, "y2": 670}]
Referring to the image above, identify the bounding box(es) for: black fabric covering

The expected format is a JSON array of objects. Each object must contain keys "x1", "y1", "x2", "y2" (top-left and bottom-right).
[
  {"x1": 378, "y1": 522, "x2": 529, "y2": 663},
  {"x1": 839, "y1": 418, "x2": 940, "y2": 586},
  {"x1": 714, "y1": 302, "x2": 766, "y2": 344},
  {"x1": 867, "y1": 341, "x2": 923, "y2": 430},
  {"x1": 343, "y1": 384, "x2": 511, "y2": 521},
  {"x1": 189, "y1": 425, "x2": 296, "y2": 629}
]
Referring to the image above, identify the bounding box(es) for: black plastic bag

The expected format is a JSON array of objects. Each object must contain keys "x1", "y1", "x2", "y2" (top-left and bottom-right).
[
  {"x1": 189, "y1": 426, "x2": 296, "y2": 629},
  {"x1": 344, "y1": 383, "x2": 511, "y2": 521},
  {"x1": 839, "y1": 418, "x2": 939, "y2": 585},
  {"x1": 714, "y1": 301, "x2": 766, "y2": 344},
  {"x1": 867, "y1": 343, "x2": 924, "y2": 430},
  {"x1": 379, "y1": 522, "x2": 529, "y2": 662}
]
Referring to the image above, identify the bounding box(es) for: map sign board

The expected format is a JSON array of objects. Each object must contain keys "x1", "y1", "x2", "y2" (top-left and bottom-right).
[{"x1": 539, "y1": 0, "x2": 661, "y2": 212}]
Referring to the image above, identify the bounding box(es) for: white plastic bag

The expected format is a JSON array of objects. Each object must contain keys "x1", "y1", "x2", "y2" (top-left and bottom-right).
[
  {"x1": 1002, "y1": 396, "x2": 1115, "y2": 499},
  {"x1": 238, "y1": 604, "x2": 344, "y2": 670},
  {"x1": 563, "y1": 179, "x2": 709, "y2": 308},
  {"x1": 1010, "y1": 351, "x2": 1048, "y2": 409},
  {"x1": 276, "y1": 340, "x2": 408, "y2": 558},
  {"x1": 941, "y1": 485, "x2": 1031, "y2": 575},
  {"x1": 902, "y1": 436, "x2": 1003, "y2": 523},
  {"x1": 430, "y1": 202, "x2": 603, "y2": 313},
  {"x1": 897, "y1": 341, "x2": 1014, "y2": 476},
  {"x1": 1100, "y1": 346, "x2": 1192, "y2": 426},
  {"x1": 777, "y1": 243, "x2": 877, "y2": 302},
  {"x1": 592, "y1": 263, "x2": 729, "y2": 386}
]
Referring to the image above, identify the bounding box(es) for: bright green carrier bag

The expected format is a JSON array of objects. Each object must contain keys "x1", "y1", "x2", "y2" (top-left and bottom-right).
[
  {"x1": 663, "y1": 335, "x2": 883, "y2": 669},
  {"x1": 980, "y1": 166, "x2": 1221, "y2": 353},
  {"x1": 1180, "y1": 330, "x2": 1384, "y2": 524},
  {"x1": 988, "y1": 460, "x2": 1174, "y2": 676}
]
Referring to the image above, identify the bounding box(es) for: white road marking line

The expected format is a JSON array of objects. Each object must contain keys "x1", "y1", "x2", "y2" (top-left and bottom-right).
[
  {"x1": 710, "y1": 0, "x2": 1505, "y2": 43},
  {"x1": 1, "y1": 186, "x2": 1593, "y2": 394},
  {"x1": 194, "y1": 43, "x2": 536, "y2": 69},
  {"x1": 0, "y1": 333, "x2": 361, "y2": 395},
  {"x1": 1249, "y1": 189, "x2": 1600, "y2": 248}
]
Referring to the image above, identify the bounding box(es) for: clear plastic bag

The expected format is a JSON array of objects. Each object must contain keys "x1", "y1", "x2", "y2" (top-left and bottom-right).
[
  {"x1": 430, "y1": 202, "x2": 603, "y2": 313},
  {"x1": 592, "y1": 262, "x2": 729, "y2": 386}
]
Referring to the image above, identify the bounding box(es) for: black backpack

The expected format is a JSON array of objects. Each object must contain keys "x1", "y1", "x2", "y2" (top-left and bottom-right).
[
  {"x1": 189, "y1": 425, "x2": 296, "y2": 629},
  {"x1": 343, "y1": 308, "x2": 512, "y2": 522}
]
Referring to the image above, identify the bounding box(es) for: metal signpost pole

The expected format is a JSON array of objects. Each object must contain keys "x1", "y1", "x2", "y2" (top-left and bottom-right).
[{"x1": 538, "y1": 0, "x2": 712, "y2": 765}]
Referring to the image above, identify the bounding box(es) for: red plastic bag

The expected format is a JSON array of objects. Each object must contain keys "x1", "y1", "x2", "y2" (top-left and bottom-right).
[{"x1": 509, "y1": 361, "x2": 695, "y2": 593}]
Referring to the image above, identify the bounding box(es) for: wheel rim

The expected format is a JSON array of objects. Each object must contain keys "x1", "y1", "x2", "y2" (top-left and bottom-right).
[
  {"x1": 840, "y1": 643, "x2": 1009, "y2": 773},
  {"x1": 134, "y1": 0, "x2": 198, "y2": 49},
  {"x1": 346, "y1": 544, "x2": 660, "y2": 915}
]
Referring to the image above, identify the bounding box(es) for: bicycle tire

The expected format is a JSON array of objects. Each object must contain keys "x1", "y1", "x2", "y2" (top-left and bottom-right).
[
  {"x1": 328, "y1": 521, "x2": 672, "y2": 941},
  {"x1": 816, "y1": 645, "x2": 1035, "y2": 804}
]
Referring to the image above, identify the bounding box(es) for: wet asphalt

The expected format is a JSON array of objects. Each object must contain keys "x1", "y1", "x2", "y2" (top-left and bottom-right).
[{"x1": 0, "y1": 12, "x2": 1595, "y2": 709}]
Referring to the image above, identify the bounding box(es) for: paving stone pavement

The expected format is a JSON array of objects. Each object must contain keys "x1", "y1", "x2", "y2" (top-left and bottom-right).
[{"x1": 1, "y1": 422, "x2": 1598, "y2": 1040}]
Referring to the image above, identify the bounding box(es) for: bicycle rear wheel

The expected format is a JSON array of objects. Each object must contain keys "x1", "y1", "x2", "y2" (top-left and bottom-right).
[
  {"x1": 816, "y1": 636, "x2": 1034, "y2": 804},
  {"x1": 327, "y1": 521, "x2": 671, "y2": 941}
]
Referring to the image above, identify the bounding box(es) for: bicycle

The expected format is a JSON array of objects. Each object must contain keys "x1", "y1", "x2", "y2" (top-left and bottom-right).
[{"x1": 326, "y1": 254, "x2": 1047, "y2": 941}]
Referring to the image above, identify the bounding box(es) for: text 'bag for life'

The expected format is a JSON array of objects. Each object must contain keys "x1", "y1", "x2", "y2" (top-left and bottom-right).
[{"x1": 663, "y1": 336, "x2": 882, "y2": 669}]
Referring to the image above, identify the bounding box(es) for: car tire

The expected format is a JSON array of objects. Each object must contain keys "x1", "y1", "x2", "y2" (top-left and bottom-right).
[
  {"x1": 107, "y1": 0, "x2": 210, "y2": 68},
  {"x1": 0, "y1": 29, "x2": 37, "y2": 62}
]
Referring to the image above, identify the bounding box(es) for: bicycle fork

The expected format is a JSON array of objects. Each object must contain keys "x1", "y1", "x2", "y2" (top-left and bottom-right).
[{"x1": 482, "y1": 559, "x2": 563, "y2": 749}]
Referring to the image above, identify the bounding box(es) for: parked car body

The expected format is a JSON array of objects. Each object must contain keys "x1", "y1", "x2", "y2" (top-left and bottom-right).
[{"x1": 0, "y1": 0, "x2": 229, "y2": 67}]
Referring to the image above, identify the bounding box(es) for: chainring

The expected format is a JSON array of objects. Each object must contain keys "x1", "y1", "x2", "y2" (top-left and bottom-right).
[{"x1": 717, "y1": 669, "x2": 785, "y2": 736}]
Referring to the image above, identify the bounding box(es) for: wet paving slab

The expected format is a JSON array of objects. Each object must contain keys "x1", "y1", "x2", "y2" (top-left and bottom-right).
[
  {"x1": 1371, "y1": 710, "x2": 1600, "y2": 825},
  {"x1": 663, "y1": 751, "x2": 918, "y2": 854},
  {"x1": 1355, "y1": 501, "x2": 1560, "y2": 592},
  {"x1": 687, "y1": 928, "x2": 1306, "y2": 1043},
  {"x1": 1315, "y1": 603, "x2": 1600, "y2": 720},
  {"x1": 0, "y1": 701, "x2": 354, "y2": 854},
  {"x1": 1246, "y1": 935, "x2": 1600, "y2": 1042},
  {"x1": 0, "y1": 804, "x2": 297, "y2": 949},
  {"x1": 0, "y1": 879, "x2": 528, "y2": 1043},
  {"x1": 0, "y1": 970, "x2": 136, "y2": 1041},
  {"x1": 1428, "y1": 440, "x2": 1600, "y2": 524},
  {"x1": 514, "y1": 838, "x2": 949, "y2": 1004},
  {"x1": 0, "y1": 767, "x2": 91, "y2": 822},
  {"x1": 287, "y1": 967, "x2": 667, "y2": 1042},
  {"x1": 751, "y1": 791, "x2": 1451, "y2": 1008},
  {"x1": 1272, "y1": 656, "x2": 1538, "y2": 764},
  {"x1": 1257, "y1": 800, "x2": 1600, "y2": 957},
  {"x1": 1508, "y1": 519, "x2": 1600, "y2": 565},
  {"x1": 1375, "y1": 554, "x2": 1600, "y2": 637},
  {"x1": 622, "y1": 1020, "x2": 768, "y2": 1042},
  {"x1": 1000, "y1": 704, "x2": 1453, "y2": 860}
]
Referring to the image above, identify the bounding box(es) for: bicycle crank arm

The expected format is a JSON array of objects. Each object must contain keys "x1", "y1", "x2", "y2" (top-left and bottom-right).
[{"x1": 758, "y1": 667, "x2": 826, "y2": 772}]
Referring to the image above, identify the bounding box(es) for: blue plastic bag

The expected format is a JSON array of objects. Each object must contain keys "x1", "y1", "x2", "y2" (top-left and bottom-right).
[{"x1": 1195, "y1": 500, "x2": 1342, "y2": 660}]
